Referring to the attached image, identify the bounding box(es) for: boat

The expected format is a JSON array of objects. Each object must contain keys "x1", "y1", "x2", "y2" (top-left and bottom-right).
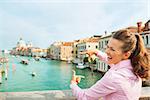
[
  {"x1": 76, "y1": 63, "x2": 86, "y2": 69},
  {"x1": 20, "y1": 59, "x2": 29, "y2": 65},
  {"x1": 34, "y1": 56, "x2": 40, "y2": 61},
  {"x1": 0, "y1": 57, "x2": 9, "y2": 63},
  {"x1": 89, "y1": 64, "x2": 97, "y2": 71},
  {"x1": 0, "y1": 63, "x2": 8, "y2": 83},
  {"x1": 31, "y1": 72, "x2": 36, "y2": 77},
  {"x1": 67, "y1": 60, "x2": 72, "y2": 64}
]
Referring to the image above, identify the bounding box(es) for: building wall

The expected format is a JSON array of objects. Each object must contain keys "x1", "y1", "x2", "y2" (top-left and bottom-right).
[
  {"x1": 141, "y1": 31, "x2": 150, "y2": 48},
  {"x1": 60, "y1": 46, "x2": 73, "y2": 61},
  {"x1": 72, "y1": 42, "x2": 79, "y2": 63},
  {"x1": 97, "y1": 34, "x2": 111, "y2": 72},
  {"x1": 49, "y1": 42, "x2": 63, "y2": 60}
]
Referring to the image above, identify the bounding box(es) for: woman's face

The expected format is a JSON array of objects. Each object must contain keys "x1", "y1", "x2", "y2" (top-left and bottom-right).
[{"x1": 105, "y1": 38, "x2": 127, "y2": 64}]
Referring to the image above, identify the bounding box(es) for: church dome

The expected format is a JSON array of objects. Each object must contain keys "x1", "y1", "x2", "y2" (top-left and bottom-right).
[{"x1": 17, "y1": 38, "x2": 26, "y2": 48}]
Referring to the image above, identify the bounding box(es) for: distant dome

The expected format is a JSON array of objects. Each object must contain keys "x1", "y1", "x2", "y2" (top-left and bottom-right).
[
  {"x1": 17, "y1": 38, "x2": 26, "y2": 48},
  {"x1": 27, "y1": 41, "x2": 33, "y2": 48}
]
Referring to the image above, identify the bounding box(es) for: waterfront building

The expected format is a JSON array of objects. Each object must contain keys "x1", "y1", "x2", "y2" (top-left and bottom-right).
[
  {"x1": 97, "y1": 32, "x2": 112, "y2": 72},
  {"x1": 141, "y1": 20, "x2": 150, "y2": 48},
  {"x1": 60, "y1": 42, "x2": 73, "y2": 61},
  {"x1": 10, "y1": 37, "x2": 47, "y2": 57},
  {"x1": 17, "y1": 38, "x2": 26, "y2": 49},
  {"x1": 30, "y1": 47, "x2": 47, "y2": 58},
  {"x1": 141, "y1": 31, "x2": 150, "y2": 48},
  {"x1": 10, "y1": 38, "x2": 28, "y2": 56},
  {"x1": 72, "y1": 40, "x2": 80, "y2": 64},
  {"x1": 49, "y1": 42, "x2": 63, "y2": 60},
  {"x1": 47, "y1": 47, "x2": 51, "y2": 58}
]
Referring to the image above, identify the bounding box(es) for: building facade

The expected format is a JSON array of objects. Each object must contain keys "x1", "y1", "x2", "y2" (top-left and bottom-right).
[
  {"x1": 60, "y1": 42, "x2": 73, "y2": 61},
  {"x1": 97, "y1": 33, "x2": 112, "y2": 72},
  {"x1": 49, "y1": 42, "x2": 62, "y2": 60}
]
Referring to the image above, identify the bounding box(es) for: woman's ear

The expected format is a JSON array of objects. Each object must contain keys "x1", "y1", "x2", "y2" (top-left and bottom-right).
[{"x1": 124, "y1": 51, "x2": 132, "y2": 59}]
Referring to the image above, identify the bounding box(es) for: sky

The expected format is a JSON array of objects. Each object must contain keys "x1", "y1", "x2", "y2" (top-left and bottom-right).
[{"x1": 0, "y1": 0, "x2": 149, "y2": 50}]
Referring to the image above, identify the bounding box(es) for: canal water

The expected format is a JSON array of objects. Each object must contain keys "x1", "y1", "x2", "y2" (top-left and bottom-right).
[{"x1": 0, "y1": 54, "x2": 102, "y2": 92}]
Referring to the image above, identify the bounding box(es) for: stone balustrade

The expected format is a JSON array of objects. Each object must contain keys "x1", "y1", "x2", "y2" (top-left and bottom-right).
[{"x1": 0, "y1": 87, "x2": 149, "y2": 100}]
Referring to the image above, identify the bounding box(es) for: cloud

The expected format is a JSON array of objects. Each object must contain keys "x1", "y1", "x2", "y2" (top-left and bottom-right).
[{"x1": 0, "y1": 0, "x2": 149, "y2": 49}]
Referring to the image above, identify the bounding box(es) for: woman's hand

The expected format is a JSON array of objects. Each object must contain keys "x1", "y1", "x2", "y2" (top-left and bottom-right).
[
  {"x1": 80, "y1": 49, "x2": 99, "y2": 57},
  {"x1": 71, "y1": 76, "x2": 81, "y2": 84},
  {"x1": 71, "y1": 70, "x2": 85, "y2": 84}
]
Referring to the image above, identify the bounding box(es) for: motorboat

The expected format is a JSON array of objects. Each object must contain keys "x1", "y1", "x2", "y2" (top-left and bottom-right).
[
  {"x1": 20, "y1": 59, "x2": 29, "y2": 65},
  {"x1": 34, "y1": 56, "x2": 40, "y2": 61},
  {"x1": 76, "y1": 63, "x2": 86, "y2": 69}
]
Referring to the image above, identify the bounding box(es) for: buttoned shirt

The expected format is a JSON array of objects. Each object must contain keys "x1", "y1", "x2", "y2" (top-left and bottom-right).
[{"x1": 70, "y1": 51, "x2": 142, "y2": 100}]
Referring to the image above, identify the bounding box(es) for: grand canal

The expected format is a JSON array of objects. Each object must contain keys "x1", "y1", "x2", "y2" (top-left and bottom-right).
[{"x1": 0, "y1": 54, "x2": 102, "y2": 92}]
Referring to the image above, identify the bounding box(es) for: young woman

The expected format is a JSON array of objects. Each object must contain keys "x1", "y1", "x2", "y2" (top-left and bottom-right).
[{"x1": 70, "y1": 29, "x2": 150, "y2": 100}]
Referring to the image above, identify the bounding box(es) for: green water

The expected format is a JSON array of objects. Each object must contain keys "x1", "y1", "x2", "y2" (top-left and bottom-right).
[{"x1": 0, "y1": 55, "x2": 102, "y2": 92}]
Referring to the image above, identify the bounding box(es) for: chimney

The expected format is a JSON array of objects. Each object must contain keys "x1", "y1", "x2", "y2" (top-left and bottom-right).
[{"x1": 137, "y1": 22, "x2": 142, "y2": 33}]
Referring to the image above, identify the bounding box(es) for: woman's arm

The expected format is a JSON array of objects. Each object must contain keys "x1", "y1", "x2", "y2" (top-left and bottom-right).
[
  {"x1": 81, "y1": 49, "x2": 108, "y2": 62},
  {"x1": 70, "y1": 71, "x2": 117, "y2": 100},
  {"x1": 96, "y1": 50, "x2": 108, "y2": 63}
]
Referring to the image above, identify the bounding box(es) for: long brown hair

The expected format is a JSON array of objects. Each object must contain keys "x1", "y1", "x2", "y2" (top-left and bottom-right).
[{"x1": 112, "y1": 29, "x2": 150, "y2": 79}]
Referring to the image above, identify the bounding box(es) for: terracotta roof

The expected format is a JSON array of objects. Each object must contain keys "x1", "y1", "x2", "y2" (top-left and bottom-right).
[
  {"x1": 86, "y1": 38, "x2": 100, "y2": 42},
  {"x1": 63, "y1": 42, "x2": 73, "y2": 46}
]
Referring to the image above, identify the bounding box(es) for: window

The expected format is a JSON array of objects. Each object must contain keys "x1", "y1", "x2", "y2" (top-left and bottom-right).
[
  {"x1": 142, "y1": 36, "x2": 144, "y2": 40},
  {"x1": 101, "y1": 63, "x2": 103, "y2": 70},
  {"x1": 146, "y1": 35, "x2": 149, "y2": 45},
  {"x1": 105, "y1": 41, "x2": 107, "y2": 45},
  {"x1": 99, "y1": 42, "x2": 101, "y2": 49},
  {"x1": 107, "y1": 40, "x2": 108, "y2": 44},
  {"x1": 96, "y1": 45, "x2": 98, "y2": 49}
]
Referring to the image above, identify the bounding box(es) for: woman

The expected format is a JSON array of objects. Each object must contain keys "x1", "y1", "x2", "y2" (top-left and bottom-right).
[{"x1": 70, "y1": 29, "x2": 150, "y2": 100}]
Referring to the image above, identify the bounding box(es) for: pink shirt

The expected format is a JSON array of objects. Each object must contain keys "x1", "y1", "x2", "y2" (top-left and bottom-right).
[{"x1": 70, "y1": 51, "x2": 142, "y2": 100}]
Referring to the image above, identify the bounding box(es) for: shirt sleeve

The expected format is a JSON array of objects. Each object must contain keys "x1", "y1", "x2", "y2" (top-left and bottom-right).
[
  {"x1": 96, "y1": 51, "x2": 108, "y2": 63},
  {"x1": 70, "y1": 71, "x2": 117, "y2": 100}
]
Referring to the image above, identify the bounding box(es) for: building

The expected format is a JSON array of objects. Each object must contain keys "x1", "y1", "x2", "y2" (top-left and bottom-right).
[
  {"x1": 141, "y1": 20, "x2": 150, "y2": 48},
  {"x1": 60, "y1": 42, "x2": 73, "y2": 61},
  {"x1": 31, "y1": 47, "x2": 47, "y2": 58},
  {"x1": 10, "y1": 37, "x2": 47, "y2": 57},
  {"x1": 97, "y1": 33, "x2": 112, "y2": 72},
  {"x1": 16, "y1": 38, "x2": 26, "y2": 49},
  {"x1": 72, "y1": 40, "x2": 80, "y2": 64},
  {"x1": 48, "y1": 42, "x2": 62, "y2": 60},
  {"x1": 141, "y1": 31, "x2": 150, "y2": 48},
  {"x1": 10, "y1": 38, "x2": 28, "y2": 56}
]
